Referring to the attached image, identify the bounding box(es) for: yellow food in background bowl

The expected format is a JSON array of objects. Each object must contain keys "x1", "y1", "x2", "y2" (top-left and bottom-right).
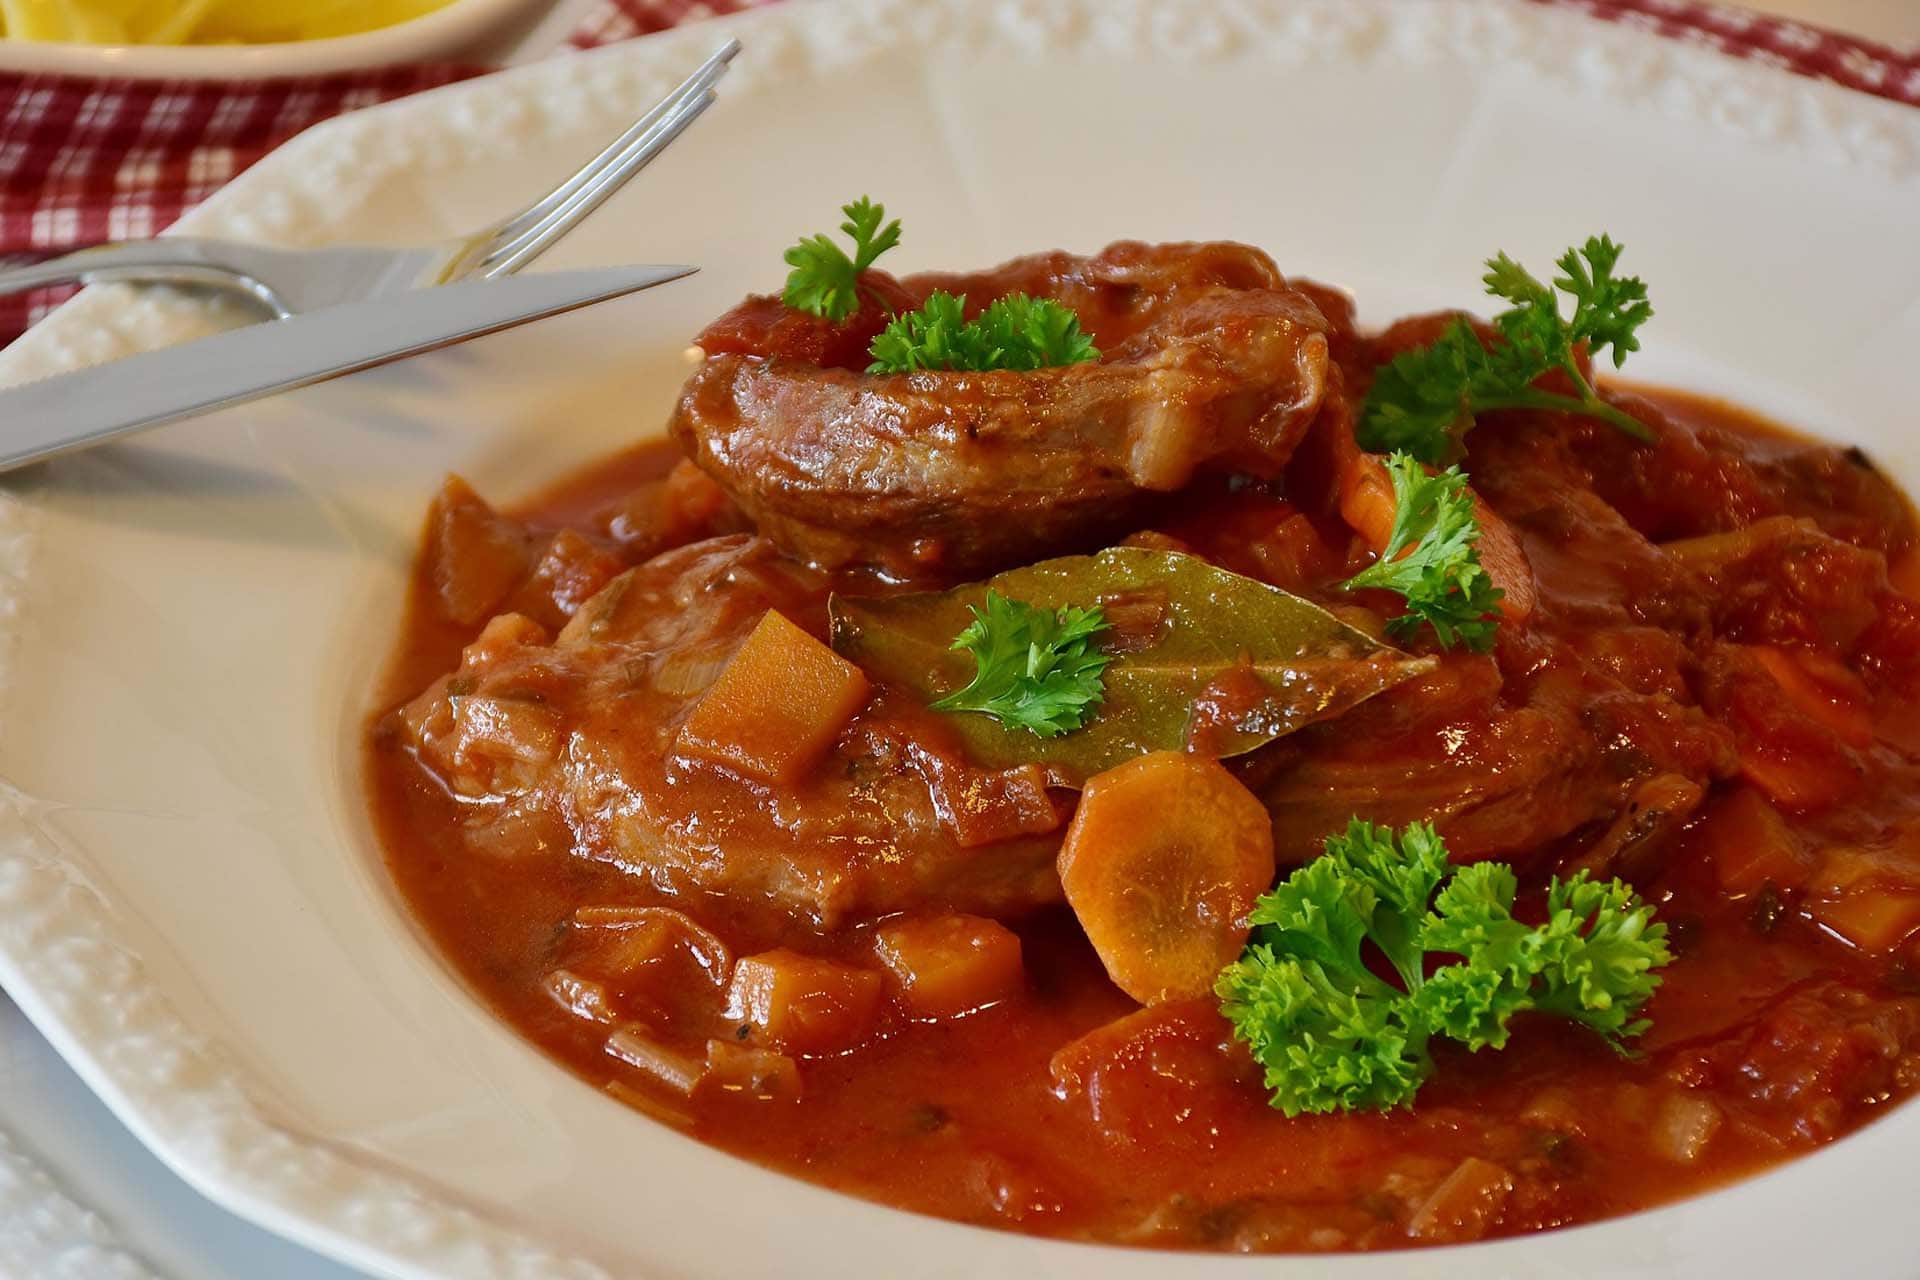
[{"x1": 0, "y1": 0, "x2": 454, "y2": 44}]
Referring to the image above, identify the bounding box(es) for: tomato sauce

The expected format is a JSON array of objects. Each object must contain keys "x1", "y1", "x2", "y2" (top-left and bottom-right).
[{"x1": 366, "y1": 381, "x2": 1920, "y2": 1253}]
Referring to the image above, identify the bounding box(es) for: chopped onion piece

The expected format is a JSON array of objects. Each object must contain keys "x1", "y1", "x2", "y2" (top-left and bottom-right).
[
  {"x1": 703, "y1": 1039, "x2": 802, "y2": 1102},
  {"x1": 605, "y1": 1025, "x2": 705, "y2": 1096},
  {"x1": 544, "y1": 969, "x2": 617, "y2": 1025},
  {"x1": 1653, "y1": 1093, "x2": 1723, "y2": 1165},
  {"x1": 1406, "y1": 1157, "x2": 1513, "y2": 1243},
  {"x1": 571, "y1": 905, "x2": 734, "y2": 984}
]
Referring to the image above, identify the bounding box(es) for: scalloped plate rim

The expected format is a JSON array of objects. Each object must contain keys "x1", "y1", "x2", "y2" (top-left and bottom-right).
[{"x1": 0, "y1": 2, "x2": 1918, "y2": 1278}]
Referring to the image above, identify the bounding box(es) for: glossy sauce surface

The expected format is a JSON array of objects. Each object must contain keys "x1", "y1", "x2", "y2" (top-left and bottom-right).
[{"x1": 368, "y1": 383, "x2": 1920, "y2": 1253}]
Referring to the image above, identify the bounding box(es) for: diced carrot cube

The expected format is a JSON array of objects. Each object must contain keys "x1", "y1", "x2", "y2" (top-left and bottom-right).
[
  {"x1": 1047, "y1": 999, "x2": 1241, "y2": 1100},
  {"x1": 872, "y1": 915, "x2": 1024, "y2": 1020},
  {"x1": 1808, "y1": 848, "x2": 1920, "y2": 952},
  {"x1": 1737, "y1": 746, "x2": 1858, "y2": 815},
  {"x1": 727, "y1": 949, "x2": 884, "y2": 1055},
  {"x1": 603, "y1": 460, "x2": 738, "y2": 559},
  {"x1": 677, "y1": 609, "x2": 871, "y2": 784},
  {"x1": 1249, "y1": 512, "x2": 1338, "y2": 594},
  {"x1": 1702, "y1": 786, "x2": 1810, "y2": 896},
  {"x1": 1046, "y1": 1000, "x2": 1255, "y2": 1149},
  {"x1": 1058, "y1": 752, "x2": 1275, "y2": 1005},
  {"x1": 1810, "y1": 891, "x2": 1920, "y2": 954},
  {"x1": 664, "y1": 458, "x2": 732, "y2": 530},
  {"x1": 423, "y1": 475, "x2": 533, "y2": 625},
  {"x1": 1751, "y1": 646, "x2": 1873, "y2": 749},
  {"x1": 1406, "y1": 1156, "x2": 1514, "y2": 1243},
  {"x1": 515, "y1": 529, "x2": 626, "y2": 628}
]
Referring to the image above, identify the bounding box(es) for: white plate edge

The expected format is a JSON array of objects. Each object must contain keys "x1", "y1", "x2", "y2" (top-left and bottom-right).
[
  {"x1": 3, "y1": 0, "x2": 1919, "y2": 390},
  {"x1": 0, "y1": 2, "x2": 1917, "y2": 1277}
]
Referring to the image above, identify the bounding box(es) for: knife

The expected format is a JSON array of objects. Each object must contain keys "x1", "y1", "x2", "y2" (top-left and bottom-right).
[{"x1": 0, "y1": 263, "x2": 695, "y2": 475}]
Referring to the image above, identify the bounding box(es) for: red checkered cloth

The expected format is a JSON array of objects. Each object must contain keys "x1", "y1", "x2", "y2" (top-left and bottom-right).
[
  {"x1": 0, "y1": 0, "x2": 1914, "y2": 347},
  {"x1": 0, "y1": 0, "x2": 773, "y2": 342}
]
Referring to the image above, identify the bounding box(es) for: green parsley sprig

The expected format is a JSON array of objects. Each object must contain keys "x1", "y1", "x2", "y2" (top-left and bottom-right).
[
  {"x1": 1341, "y1": 452, "x2": 1504, "y2": 652},
  {"x1": 931, "y1": 591, "x2": 1112, "y2": 737},
  {"x1": 868, "y1": 291, "x2": 1100, "y2": 374},
  {"x1": 1216, "y1": 818, "x2": 1670, "y2": 1117},
  {"x1": 1360, "y1": 235, "x2": 1655, "y2": 464},
  {"x1": 781, "y1": 197, "x2": 902, "y2": 323}
]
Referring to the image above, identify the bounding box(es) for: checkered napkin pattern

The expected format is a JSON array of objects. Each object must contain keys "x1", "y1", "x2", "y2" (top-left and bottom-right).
[
  {"x1": 0, "y1": 0, "x2": 1914, "y2": 348},
  {"x1": 0, "y1": 0, "x2": 772, "y2": 343},
  {"x1": 1533, "y1": 1, "x2": 1920, "y2": 100}
]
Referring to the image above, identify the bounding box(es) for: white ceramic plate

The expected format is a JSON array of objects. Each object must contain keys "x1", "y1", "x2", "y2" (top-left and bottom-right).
[
  {"x1": 0, "y1": 0, "x2": 554, "y2": 79},
  {"x1": 2, "y1": 2, "x2": 1918, "y2": 1276}
]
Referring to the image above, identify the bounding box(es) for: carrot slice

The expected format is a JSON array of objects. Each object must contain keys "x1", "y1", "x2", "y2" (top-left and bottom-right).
[
  {"x1": 1335, "y1": 447, "x2": 1535, "y2": 623},
  {"x1": 1058, "y1": 752, "x2": 1275, "y2": 1005},
  {"x1": 678, "y1": 609, "x2": 871, "y2": 784},
  {"x1": 1334, "y1": 436, "x2": 1397, "y2": 552}
]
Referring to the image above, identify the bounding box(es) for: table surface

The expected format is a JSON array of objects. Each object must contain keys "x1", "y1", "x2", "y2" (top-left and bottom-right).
[
  {"x1": 1, "y1": 2, "x2": 1912, "y2": 1277},
  {"x1": 1788, "y1": 1, "x2": 1920, "y2": 44},
  {"x1": 0, "y1": 994, "x2": 357, "y2": 1279}
]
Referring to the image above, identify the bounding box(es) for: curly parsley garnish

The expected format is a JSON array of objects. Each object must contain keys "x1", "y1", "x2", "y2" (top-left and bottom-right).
[
  {"x1": 1216, "y1": 818, "x2": 1670, "y2": 1117},
  {"x1": 931, "y1": 591, "x2": 1111, "y2": 737},
  {"x1": 1341, "y1": 452, "x2": 1504, "y2": 652},
  {"x1": 1361, "y1": 235, "x2": 1655, "y2": 463},
  {"x1": 868, "y1": 290, "x2": 1100, "y2": 374},
  {"x1": 781, "y1": 196, "x2": 902, "y2": 323}
]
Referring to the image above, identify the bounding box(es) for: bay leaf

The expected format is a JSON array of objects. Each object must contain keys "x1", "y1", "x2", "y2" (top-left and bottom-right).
[{"x1": 829, "y1": 547, "x2": 1435, "y2": 786}]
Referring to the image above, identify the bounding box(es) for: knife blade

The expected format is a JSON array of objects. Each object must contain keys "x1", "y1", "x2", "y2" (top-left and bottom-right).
[{"x1": 0, "y1": 263, "x2": 695, "y2": 474}]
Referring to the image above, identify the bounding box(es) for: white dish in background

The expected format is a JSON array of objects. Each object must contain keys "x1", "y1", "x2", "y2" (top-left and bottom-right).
[
  {"x1": 0, "y1": 1, "x2": 1917, "y2": 1277},
  {"x1": 0, "y1": 0, "x2": 556, "y2": 79}
]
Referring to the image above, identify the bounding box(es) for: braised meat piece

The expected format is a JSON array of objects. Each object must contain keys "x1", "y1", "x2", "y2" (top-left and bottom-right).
[
  {"x1": 398, "y1": 533, "x2": 1065, "y2": 928},
  {"x1": 671, "y1": 241, "x2": 1331, "y2": 578},
  {"x1": 1247, "y1": 397, "x2": 1752, "y2": 866},
  {"x1": 1663, "y1": 981, "x2": 1920, "y2": 1144},
  {"x1": 372, "y1": 227, "x2": 1920, "y2": 1252},
  {"x1": 1253, "y1": 649, "x2": 1739, "y2": 866}
]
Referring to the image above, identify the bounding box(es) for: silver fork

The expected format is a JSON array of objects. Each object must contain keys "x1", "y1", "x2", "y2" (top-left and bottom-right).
[{"x1": 0, "y1": 38, "x2": 739, "y2": 321}]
